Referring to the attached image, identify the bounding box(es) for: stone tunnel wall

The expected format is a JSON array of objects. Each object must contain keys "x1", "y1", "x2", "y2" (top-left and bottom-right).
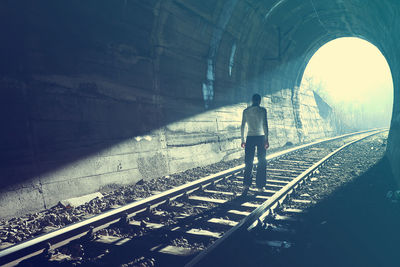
[
  {"x1": 0, "y1": 0, "x2": 335, "y2": 219},
  {"x1": 0, "y1": 78, "x2": 335, "y2": 219},
  {"x1": 2, "y1": 0, "x2": 399, "y2": 219}
]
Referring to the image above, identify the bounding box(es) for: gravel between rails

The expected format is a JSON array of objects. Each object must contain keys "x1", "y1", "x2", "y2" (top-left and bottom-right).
[
  {"x1": 1, "y1": 143, "x2": 295, "y2": 248},
  {"x1": 0, "y1": 157, "x2": 242, "y2": 249},
  {"x1": 295, "y1": 132, "x2": 389, "y2": 203},
  {"x1": 220, "y1": 131, "x2": 397, "y2": 267},
  {"x1": 1, "y1": 135, "x2": 327, "y2": 249},
  {"x1": 0, "y1": 132, "x2": 383, "y2": 252}
]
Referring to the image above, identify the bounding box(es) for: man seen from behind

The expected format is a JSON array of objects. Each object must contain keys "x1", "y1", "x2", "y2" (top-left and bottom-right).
[{"x1": 240, "y1": 93, "x2": 269, "y2": 196}]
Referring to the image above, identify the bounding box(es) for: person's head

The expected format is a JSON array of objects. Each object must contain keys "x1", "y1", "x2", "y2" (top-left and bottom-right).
[{"x1": 252, "y1": 94, "x2": 261, "y2": 106}]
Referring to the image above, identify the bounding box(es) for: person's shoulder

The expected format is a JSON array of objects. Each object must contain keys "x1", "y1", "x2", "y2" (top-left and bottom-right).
[{"x1": 258, "y1": 106, "x2": 267, "y2": 112}]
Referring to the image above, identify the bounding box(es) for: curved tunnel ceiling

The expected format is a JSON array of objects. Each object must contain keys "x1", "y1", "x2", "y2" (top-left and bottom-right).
[
  {"x1": 227, "y1": 0, "x2": 395, "y2": 91},
  {"x1": 0, "y1": 0, "x2": 399, "y2": 207}
]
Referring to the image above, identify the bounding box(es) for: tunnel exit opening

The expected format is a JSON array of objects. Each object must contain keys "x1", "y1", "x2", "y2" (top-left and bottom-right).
[{"x1": 299, "y1": 37, "x2": 394, "y2": 134}]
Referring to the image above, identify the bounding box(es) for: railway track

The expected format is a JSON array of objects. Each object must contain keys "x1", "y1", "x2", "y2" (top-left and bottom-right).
[{"x1": 0, "y1": 129, "x2": 386, "y2": 266}]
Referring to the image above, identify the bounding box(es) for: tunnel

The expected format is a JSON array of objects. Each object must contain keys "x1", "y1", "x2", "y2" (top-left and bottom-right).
[{"x1": 0, "y1": 0, "x2": 399, "y2": 218}]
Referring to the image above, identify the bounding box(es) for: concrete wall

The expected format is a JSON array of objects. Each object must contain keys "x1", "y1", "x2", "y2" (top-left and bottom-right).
[{"x1": 0, "y1": 78, "x2": 335, "y2": 218}]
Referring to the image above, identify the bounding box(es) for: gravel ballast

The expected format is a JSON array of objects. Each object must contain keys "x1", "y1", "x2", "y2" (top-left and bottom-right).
[
  {"x1": 0, "y1": 140, "x2": 307, "y2": 248},
  {"x1": 1, "y1": 131, "x2": 392, "y2": 267},
  {"x1": 220, "y1": 131, "x2": 399, "y2": 267}
]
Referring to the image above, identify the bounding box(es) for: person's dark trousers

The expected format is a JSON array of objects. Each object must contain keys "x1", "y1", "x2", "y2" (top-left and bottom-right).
[{"x1": 244, "y1": 136, "x2": 267, "y2": 188}]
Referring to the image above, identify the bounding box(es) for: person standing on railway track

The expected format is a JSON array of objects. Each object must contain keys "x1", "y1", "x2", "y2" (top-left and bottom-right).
[{"x1": 240, "y1": 93, "x2": 269, "y2": 196}]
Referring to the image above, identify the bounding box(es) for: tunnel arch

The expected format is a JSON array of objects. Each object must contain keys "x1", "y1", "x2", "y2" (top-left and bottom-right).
[
  {"x1": 294, "y1": 35, "x2": 394, "y2": 88},
  {"x1": 208, "y1": 0, "x2": 400, "y2": 179},
  {"x1": 297, "y1": 36, "x2": 394, "y2": 131},
  {"x1": 224, "y1": 0, "x2": 395, "y2": 96},
  {"x1": 144, "y1": 0, "x2": 400, "y2": 183},
  {"x1": 1, "y1": 0, "x2": 400, "y2": 218}
]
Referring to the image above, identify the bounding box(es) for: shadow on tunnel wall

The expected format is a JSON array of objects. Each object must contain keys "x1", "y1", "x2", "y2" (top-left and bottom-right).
[
  {"x1": 0, "y1": 0, "x2": 341, "y2": 202},
  {"x1": 0, "y1": 0, "x2": 251, "y2": 191}
]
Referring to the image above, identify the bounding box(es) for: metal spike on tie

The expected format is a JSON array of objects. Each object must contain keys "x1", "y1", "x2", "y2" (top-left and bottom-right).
[
  {"x1": 146, "y1": 205, "x2": 152, "y2": 214},
  {"x1": 281, "y1": 195, "x2": 287, "y2": 205},
  {"x1": 269, "y1": 209, "x2": 275, "y2": 217},
  {"x1": 120, "y1": 212, "x2": 129, "y2": 225},
  {"x1": 85, "y1": 226, "x2": 95, "y2": 241},
  {"x1": 42, "y1": 242, "x2": 54, "y2": 259},
  {"x1": 286, "y1": 194, "x2": 291, "y2": 203},
  {"x1": 257, "y1": 218, "x2": 264, "y2": 229},
  {"x1": 275, "y1": 201, "x2": 281, "y2": 212}
]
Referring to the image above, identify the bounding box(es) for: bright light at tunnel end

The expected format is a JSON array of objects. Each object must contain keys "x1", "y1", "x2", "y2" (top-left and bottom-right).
[{"x1": 301, "y1": 37, "x2": 394, "y2": 130}]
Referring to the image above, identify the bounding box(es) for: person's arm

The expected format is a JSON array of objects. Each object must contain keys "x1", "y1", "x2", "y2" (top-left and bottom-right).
[
  {"x1": 241, "y1": 110, "x2": 246, "y2": 148},
  {"x1": 263, "y1": 108, "x2": 269, "y2": 149}
]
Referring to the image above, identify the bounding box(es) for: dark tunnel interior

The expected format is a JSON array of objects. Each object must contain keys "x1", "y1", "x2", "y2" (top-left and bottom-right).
[{"x1": 1, "y1": 0, "x2": 400, "y2": 218}]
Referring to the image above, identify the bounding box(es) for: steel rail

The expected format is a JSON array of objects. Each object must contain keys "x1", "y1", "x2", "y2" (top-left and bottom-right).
[
  {"x1": 0, "y1": 128, "x2": 385, "y2": 266},
  {"x1": 185, "y1": 129, "x2": 387, "y2": 267}
]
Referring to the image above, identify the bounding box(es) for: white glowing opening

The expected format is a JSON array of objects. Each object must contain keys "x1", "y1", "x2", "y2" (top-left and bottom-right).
[{"x1": 302, "y1": 37, "x2": 393, "y2": 129}]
